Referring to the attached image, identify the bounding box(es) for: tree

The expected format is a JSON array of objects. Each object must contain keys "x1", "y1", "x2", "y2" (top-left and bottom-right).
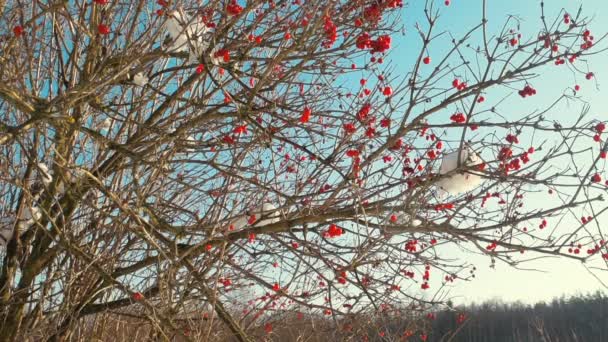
[{"x1": 0, "y1": 0, "x2": 606, "y2": 340}]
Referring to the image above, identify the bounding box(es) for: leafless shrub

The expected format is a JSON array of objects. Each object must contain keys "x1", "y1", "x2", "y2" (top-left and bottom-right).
[{"x1": 1, "y1": 0, "x2": 607, "y2": 341}]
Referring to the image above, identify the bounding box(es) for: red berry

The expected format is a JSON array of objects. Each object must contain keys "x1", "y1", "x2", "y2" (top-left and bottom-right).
[
  {"x1": 591, "y1": 173, "x2": 602, "y2": 183},
  {"x1": 300, "y1": 107, "x2": 312, "y2": 123},
  {"x1": 383, "y1": 86, "x2": 393, "y2": 96},
  {"x1": 423, "y1": 56, "x2": 431, "y2": 64},
  {"x1": 13, "y1": 25, "x2": 24, "y2": 37},
  {"x1": 97, "y1": 24, "x2": 111, "y2": 35}
]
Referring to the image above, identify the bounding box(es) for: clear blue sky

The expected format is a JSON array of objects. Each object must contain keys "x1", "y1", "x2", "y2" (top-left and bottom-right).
[{"x1": 387, "y1": 0, "x2": 608, "y2": 305}]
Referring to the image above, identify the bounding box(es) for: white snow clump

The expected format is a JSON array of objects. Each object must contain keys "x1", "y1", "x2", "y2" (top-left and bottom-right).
[
  {"x1": 133, "y1": 72, "x2": 149, "y2": 86},
  {"x1": 230, "y1": 203, "x2": 282, "y2": 230},
  {"x1": 165, "y1": 10, "x2": 209, "y2": 62},
  {"x1": 435, "y1": 147, "x2": 483, "y2": 195}
]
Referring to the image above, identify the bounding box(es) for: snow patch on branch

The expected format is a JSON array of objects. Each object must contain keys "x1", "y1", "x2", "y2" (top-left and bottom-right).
[
  {"x1": 230, "y1": 203, "x2": 282, "y2": 230},
  {"x1": 1, "y1": 199, "x2": 43, "y2": 248},
  {"x1": 20, "y1": 205, "x2": 42, "y2": 228},
  {"x1": 133, "y1": 72, "x2": 149, "y2": 86},
  {"x1": 165, "y1": 10, "x2": 209, "y2": 62},
  {"x1": 383, "y1": 212, "x2": 422, "y2": 234},
  {"x1": 436, "y1": 147, "x2": 483, "y2": 195},
  {"x1": 37, "y1": 163, "x2": 52, "y2": 186},
  {"x1": 0, "y1": 216, "x2": 15, "y2": 247}
]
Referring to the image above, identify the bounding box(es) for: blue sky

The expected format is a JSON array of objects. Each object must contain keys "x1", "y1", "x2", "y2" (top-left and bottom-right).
[{"x1": 386, "y1": 0, "x2": 608, "y2": 305}]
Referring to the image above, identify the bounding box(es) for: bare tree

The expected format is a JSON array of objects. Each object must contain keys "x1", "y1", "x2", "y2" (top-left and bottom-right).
[{"x1": 0, "y1": 0, "x2": 606, "y2": 340}]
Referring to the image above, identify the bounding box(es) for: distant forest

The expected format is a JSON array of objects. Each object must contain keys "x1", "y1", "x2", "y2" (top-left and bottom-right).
[
  {"x1": 422, "y1": 291, "x2": 608, "y2": 342},
  {"x1": 48, "y1": 291, "x2": 608, "y2": 341},
  {"x1": 257, "y1": 292, "x2": 608, "y2": 341},
  {"x1": 240, "y1": 291, "x2": 608, "y2": 341}
]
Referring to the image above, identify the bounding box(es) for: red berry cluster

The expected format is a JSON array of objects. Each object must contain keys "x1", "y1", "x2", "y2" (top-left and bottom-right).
[
  {"x1": 497, "y1": 146, "x2": 513, "y2": 161},
  {"x1": 581, "y1": 30, "x2": 594, "y2": 50},
  {"x1": 356, "y1": 33, "x2": 392, "y2": 54},
  {"x1": 593, "y1": 122, "x2": 605, "y2": 142},
  {"x1": 405, "y1": 240, "x2": 417, "y2": 252},
  {"x1": 452, "y1": 78, "x2": 467, "y2": 90},
  {"x1": 505, "y1": 134, "x2": 519, "y2": 144},
  {"x1": 322, "y1": 16, "x2": 337, "y2": 48},
  {"x1": 357, "y1": 103, "x2": 372, "y2": 122},
  {"x1": 518, "y1": 85, "x2": 537, "y2": 98},
  {"x1": 362, "y1": 0, "x2": 403, "y2": 23},
  {"x1": 450, "y1": 112, "x2": 466, "y2": 123},
  {"x1": 227, "y1": 1, "x2": 243, "y2": 16},
  {"x1": 213, "y1": 49, "x2": 231, "y2": 63},
  {"x1": 434, "y1": 203, "x2": 454, "y2": 211},
  {"x1": 324, "y1": 224, "x2": 344, "y2": 238},
  {"x1": 343, "y1": 122, "x2": 357, "y2": 134}
]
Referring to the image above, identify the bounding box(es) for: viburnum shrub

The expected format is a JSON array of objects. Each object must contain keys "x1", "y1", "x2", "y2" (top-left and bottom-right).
[{"x1": 0, "y1": 1, "x2": 606, "y2": 341}]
